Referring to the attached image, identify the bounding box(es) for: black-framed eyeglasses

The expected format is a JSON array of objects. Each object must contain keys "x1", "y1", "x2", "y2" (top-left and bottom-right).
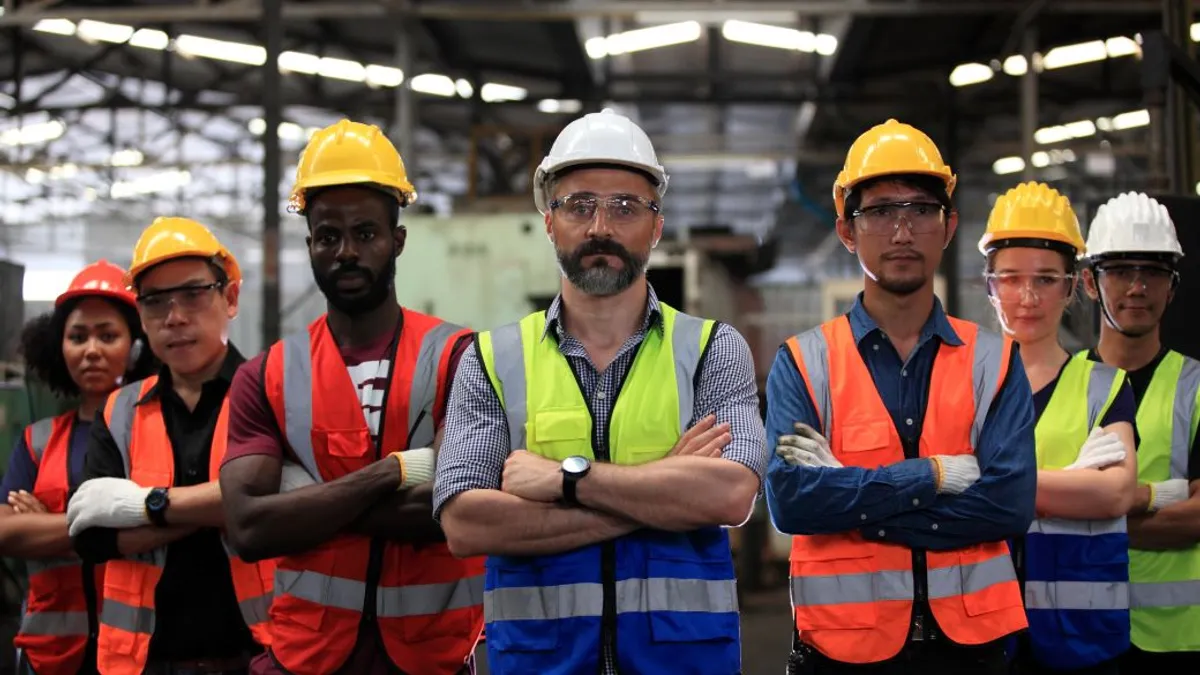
[
  {"x1": 849, "y1": 201, "x2": 946, "y2": 236},
  {"x1": 136, "y1": 282, "x2": 225, "y2": 320},
  {"x1": 548, "y1": 193, "x2": 660, "y2": 227}
]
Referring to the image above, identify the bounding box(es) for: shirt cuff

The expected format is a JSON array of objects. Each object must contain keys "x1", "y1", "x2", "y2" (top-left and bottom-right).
[{"x1": 72, "y1": 526, "x2": 121, "y2": 564}]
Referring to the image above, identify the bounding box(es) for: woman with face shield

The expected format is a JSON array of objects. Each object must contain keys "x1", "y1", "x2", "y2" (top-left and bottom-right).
[{"x1": 979, "y1": 182, "x2": 1138, "y2": 674}]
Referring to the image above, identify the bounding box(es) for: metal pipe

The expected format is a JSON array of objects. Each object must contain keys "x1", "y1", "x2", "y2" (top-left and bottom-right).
[
  {"x1": 261, "y1": 0, "x2": 283, "y2": 346},
  {"x1": 0, "y1": 0, "x2": 1163, "y2": 26},
  {"x1": 393, "y1": 22, "x2": 414, "y2": 173},
  {"x1": 1020, "y1": 27, "x2": 1038, "y2": 181},
  {"x1": 942, "y1": 85, "x2": 960, "y2": 317}
]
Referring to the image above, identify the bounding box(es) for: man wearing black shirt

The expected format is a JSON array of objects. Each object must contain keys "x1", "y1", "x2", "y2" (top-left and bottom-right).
[
  {"x1": 67, "y1": 217, "x2": 268, "y2": 674},
  {"x1": 1081, "y1": 192, "x2": 1200, "y2": 669}
]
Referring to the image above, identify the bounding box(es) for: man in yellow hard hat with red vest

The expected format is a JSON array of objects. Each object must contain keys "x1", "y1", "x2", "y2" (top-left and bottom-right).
[
  {"x1": 219, "y1": 119, "x2": 484, "y2": 675},
  {"x1": 766, "y1": 119, "x2": 1037, "y2": 673},
  {"x1": 66, "y1": 218, "x2": 274, "y2": 674}
]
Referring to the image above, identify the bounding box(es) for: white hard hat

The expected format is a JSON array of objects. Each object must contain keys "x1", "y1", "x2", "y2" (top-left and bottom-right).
[
  {"x1": 1085, "y1": 191, "x2": 1184, "y2": 261},
  {"x1": 533, "y1": 108, "x2": 668, "y2": 215}
]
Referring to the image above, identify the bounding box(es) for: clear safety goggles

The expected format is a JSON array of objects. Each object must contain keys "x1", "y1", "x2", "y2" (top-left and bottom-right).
[
  {"x1": 984, "y1": 272, "x2": 1074, "y2": 303},
  {"x1": 849, "y1": 201, "x2": 946, "y2": 236},
  {"x1": 549, "y1": 193, "x2": 660, "y2": 227},
  {"x1": 1095, "y1": 263, "x2": 1176, "y2": 292}
]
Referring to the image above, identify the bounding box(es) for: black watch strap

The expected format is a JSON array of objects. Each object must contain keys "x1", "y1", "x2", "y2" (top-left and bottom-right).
[
  {"x1": 145, "y1": 487, "x2": 170, "y2": 527},
  {"x1": 562, "y1": 473, "x2": 580, "y2": 506}
]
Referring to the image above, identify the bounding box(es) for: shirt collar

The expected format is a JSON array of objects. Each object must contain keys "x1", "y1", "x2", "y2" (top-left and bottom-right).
[
  {"x1": 138, "y1": 343, "x2": 246, "y2": 405},
  {"x1": 846, "y1": 292, "x2": 963, "y2": 347},
  {"x1": 541, "y1": 285, "x2": 665, "y2": 343}
]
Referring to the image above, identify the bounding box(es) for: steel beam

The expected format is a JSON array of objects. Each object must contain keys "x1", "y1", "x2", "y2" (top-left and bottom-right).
[
  {"x1": 0, "y1": 0, "x2": 1164, "y2": 26},
  {"x1": 261, "y1": 0, "x2": 283, "y2": 346}
]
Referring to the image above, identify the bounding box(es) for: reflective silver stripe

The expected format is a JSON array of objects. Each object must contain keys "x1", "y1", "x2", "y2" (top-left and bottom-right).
[
  {"x1": 1025, "y1": 580, "x2": 1129, "y2": 611},
  {"x1": 407, "y1": 322, "x2": 465, "y2": 449},
  {"x1": 1027, "y1": 516, "x2": 1127, "y2": 536},
  {"x1": 928, "y1": 556, "x2": 1017, "y2": 599},
  {"x1": 27, "y1": 418, "x2": 54, "y2": 461},
  {"x1": 488, "y1": 322, "x2": 527, "y2": 450},
  {"x1": 377, "y1": 574, "x2": 485, "y2": 617},
  {"x1": 276, "y1": 568, "x2": 365, "y2": 612},
  {"x1": 790, "y1": 569, "x2": 913, "y2": 606},
  {"x1": 281, "y1": 330, "x2": 321, "y2": 482},
  {"x1": 970, "y1": 329, "x2": 1007, "y2": 447},
  {"x1": 19, "y1": 610, "x2": 88, "y2": 636},
  {"x1": 671, "y1": 313, "x2": 706, "y2": 432},
  {"x1": 25, "y1": 557, "x2": 80, "y2": 575},
  {"x1": 794, "y1": 329, "x2": 831, "y2": 432},
  {"x1": 1171, "y1": 357, "x2": 1200, "y2": 479},
  {"x1": 106, "y1": 383, "x2": 143, "y2": 478},
  {"x1": 100, "y1": 598, "x2": 154, "y2": 636},
  {"x1": 1130, "y1": 579, "x2": 1200, "y2": 608},
  {"x1": 484, "y1": 577, "x2": 737, "y2": 622},
  {"x1": 239, "y1": 592, "x2": 272, "y2": 627},
  {"x1": 1087, "y1": 361, "x2": 1120, "y2": 429}
]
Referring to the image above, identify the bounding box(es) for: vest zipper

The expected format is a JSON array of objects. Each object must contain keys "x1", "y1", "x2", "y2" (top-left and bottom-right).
[{"x1": 902, "y1": 435, "x2": 930, "y2": 640}]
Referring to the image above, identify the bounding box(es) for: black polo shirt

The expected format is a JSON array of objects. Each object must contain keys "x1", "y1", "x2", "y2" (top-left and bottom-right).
[{"x1": 72, "y1": 346, "x2": 258, "y2": 661}]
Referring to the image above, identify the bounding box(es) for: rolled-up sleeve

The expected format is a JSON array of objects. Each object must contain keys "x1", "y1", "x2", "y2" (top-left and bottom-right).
[
  {"x1": 432, "y1": 343, "x2": 513, "y2": 520},
  {"x1": 859, "y1": 345, "x2": 1038, "y2": 550},
  {"x1": 764, "y1": 346, "x2": 938, "y2": 536},
  {"x1": 693, "y1": 323, "x2": 767, "y2": 484}
]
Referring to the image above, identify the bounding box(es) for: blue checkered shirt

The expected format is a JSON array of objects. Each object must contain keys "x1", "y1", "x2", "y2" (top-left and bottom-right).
[{"x1": 434, "y1": 286, "x2": 767, "y2": 675}]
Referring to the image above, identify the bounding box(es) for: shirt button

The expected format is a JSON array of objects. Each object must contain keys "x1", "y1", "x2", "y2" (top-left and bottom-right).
[
  {"x1": 860, "y1": 513, "x2": 868, "y2": 521},
  {"x1": 596, "y1": 389, "x2": 607, "y2": 399},
  {"x1": 877, "y1": 529, "x2": 886, "y2": 537},
  {"x1": 905, "y1": 418, "x2": 914, "y2": 426},
  {"x1": 931, "y1": 523, "x2": 939, "y2": 531},
  {"x1": 912, "y1": 498, "x2": 920, "y2": 506},
  {"x1": 902, "y1": 369, "x2": 908, "y2": 377},
  {"x1": 873, "y1": 344, "x2": 880, "y2": 351}
]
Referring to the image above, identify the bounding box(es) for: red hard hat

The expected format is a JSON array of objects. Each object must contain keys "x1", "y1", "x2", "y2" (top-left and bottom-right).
[{"x1": 55, "y1": 259, "x2": 138, "y2": 309}]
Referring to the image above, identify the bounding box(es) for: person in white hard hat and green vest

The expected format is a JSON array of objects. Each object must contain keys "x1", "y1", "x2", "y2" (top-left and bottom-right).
[
  {"x1": 1081, "y1": 191, "x2": 1200, "y2": 669},
  {"x1": 434, "y1": 108, "x2": 768, "y2": 675}
]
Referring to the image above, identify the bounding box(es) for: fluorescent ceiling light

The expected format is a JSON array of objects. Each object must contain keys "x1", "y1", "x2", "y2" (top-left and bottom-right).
[
  {"x1": 110, "y1": 169, "x2": 191, "y2": 199},
  {"x1": 247, "y1": 118, "x2": 321, "y2": 139},
  {"x1": 1111, "y1": 109, "x2": 1149, "y2": 129},
  {"x1": 721, "y1": 20, "x2": 837, "y2": 55},
  {"x1": 278, "y1": 51, "x2": 321, "y2": 74},
  {"x1": 316, "y1": 57, "x2": 366, "y2": 82},
  {"x1": 636, "y1": 11, "x2": 797, "y2": 24},
  {"x1": 110, "y1": 149, "x2": 144, "y2": 167},
  {"x1": 175, "y1": 35, "x2": 266, "y2": 66},
  {"x1": 586, "y1": 21, "x2": 702, "y2": 59},
  {"x1": 1031, "y1": 151, "x2": 1051, "y2": 168},
  {"x1": 32, "y1": 19, "x2": 75, "y2": 36},
  {"x1": 949, "y1": 63, "x2": 993, "y2": 87},
  {"x1": 1002, "y1": 55, "x2": 1028, "y2": 76},
  {"x1": 481, "y1": 83, "x2": 527, "y2": 102},
  {"x1": 1192, "y1": 22, "x2": 1200, "y2": 42},
  {"x1": 1041, "y1": 40, "x2": 1108, "y2": 69},
  {"x1": 411, "y1": 74, "x2": 457, "y2": 97},
  {"x1": 1033, "y1": 119, "x2": 1095, "y2": 145},
  {"x1": 75, "y1": 20, "x2": 134, "y2": 44},
  {"x1": 455, "y1": 78, "x2": 474, "y2": 98},
  {"x1": 993, "y1": 156, "x2": 1025, "y2": 175},
  {"x1": 130, "y1": 29, "x2": 169, "y2": 50},
  {"x1": 1105, "y1": 36, "x2": 1140, "y2": 57},
  {"x1": 537, "y1": 99, "x2": 583, "y2": 114},
  {"x1": 953, "y1": 32, "x2": 1142, "y2": 86},
  {"x1": 815, "y1": 33, "x2": 838, "y2": 56},
  {"x1": 0, "y1": 120, "x2": 66, "y2": 146},
  {"x1": 365, "y1": 65, "x2": 404, "y2": 87}
]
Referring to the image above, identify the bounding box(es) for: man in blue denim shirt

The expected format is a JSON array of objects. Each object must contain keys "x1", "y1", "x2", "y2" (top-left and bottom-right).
[{"x1": 765, "y1": 119, "x2": 1037, "y2": 674}]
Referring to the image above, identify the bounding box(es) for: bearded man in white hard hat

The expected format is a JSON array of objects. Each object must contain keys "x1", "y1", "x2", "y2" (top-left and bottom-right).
[
  {"x1": 432, "y1": 108, "x2": 767, "y2": 674},
  {"x1": 1081, "y1": 191, "x2": 1200, "y2": 670}
]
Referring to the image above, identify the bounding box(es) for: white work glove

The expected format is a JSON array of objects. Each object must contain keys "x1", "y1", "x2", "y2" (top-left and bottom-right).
[
  {"x1": 776, "y1": 423, "x2": 842, "y2": 468},
  {"x1": 279, "y1": 460, "x2": 317, "y2": 492},
  {"x1": 1149, "y1": 478, "x2": 1191, "y2": 512},
  {"x1": 931, "y1": 455, "x2": 980, "y2": 495},
  {"x1": 66, "y1": 477, "x2": 152, "y2": 536},
  {"x1": 395, "y1": 447, "x2": 437, "y2": 489},
  {"x1": 1064, "y1": 427, "x2": 1127, "y2": 470}
]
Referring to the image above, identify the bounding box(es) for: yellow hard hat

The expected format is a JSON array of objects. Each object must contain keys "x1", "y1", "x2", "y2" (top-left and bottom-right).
[
  {"x1": 833, "y1": 118, "x2": 957, "y2": 219},
  {"x1": 979, "y1": 181, "x2": 1085, "y2": 256},
  {"x1": 289, "y1": 119, "x2": 416, "y2": 214},
  {"x1": 126, "y1": 216, "x2": 242, "y2": 287}
]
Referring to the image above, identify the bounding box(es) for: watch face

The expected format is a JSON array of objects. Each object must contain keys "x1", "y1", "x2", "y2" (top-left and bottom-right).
[
  {"x1": 147, "y1": 491, "x2": 167, "y2": 510},
  {"x1": 562, "y1": 456, "x2": 590, "y2": 475}
]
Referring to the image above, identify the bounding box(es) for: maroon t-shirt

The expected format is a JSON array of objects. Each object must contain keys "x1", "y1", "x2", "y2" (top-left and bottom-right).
[{"x1": 225, "y1": 328, "x2": 471, "y2": 675}]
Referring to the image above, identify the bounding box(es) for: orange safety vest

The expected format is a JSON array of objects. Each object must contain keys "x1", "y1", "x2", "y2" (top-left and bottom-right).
[
  {"x1": 784, "y1": 315, "x2": 1027, "y2": 664},
  {"x1": 261, "y1": 310, "x2": 485, "y2": 675},
  {"x1": 15, "y1": 412, "x2": 105, "y2": 675},
  {"x1": 96, "y1": 376, "x2": 276, "y2": 675}
]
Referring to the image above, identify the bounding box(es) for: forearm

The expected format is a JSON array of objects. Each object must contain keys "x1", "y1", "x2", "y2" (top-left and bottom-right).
[
  {"x1": 1036, "y1": 467, "x2": 1135, "y2": 520},
  {"x1": 1128, "y1": 494, "x2": 1200, "y2": 550},
  {"x1": 164, "y1": 482, "x2": 226, "y2": 528},
  {"x1": 225, "y1": 459, "x2": 398, "y2": 562},
  {"x1": 766, "y1": 458, "x2": 937, "y2": 535},
  {"x1": 575, "y1": 457, "x2": 758, "y2": 531},
  {"x1": 117, "y1": 525, "x2": 198, "y2": 556},
  {"x1": 347, "y1": 483, "x2": 446, "y2": 544},
  {"x1": 0, "y1": 514, "x2": 75, "y2": 559},
  {"x1": 861, "y1": 482, "x2": 1035, "y2": 550},
  {"x1": 441, "y1": 489, "x2": 639, "y2": 558}
]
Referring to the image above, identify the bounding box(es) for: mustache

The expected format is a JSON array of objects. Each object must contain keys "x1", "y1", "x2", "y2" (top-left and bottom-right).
[
  {"x1": 329, "y1": 264, "x2": 374, "y2": 282},
  {"x1": 882, "y1": 249, "x2": 923, "y2": 260},
  {"x1": 573, "y1": 238, "x2": 632, "y2": 259}
]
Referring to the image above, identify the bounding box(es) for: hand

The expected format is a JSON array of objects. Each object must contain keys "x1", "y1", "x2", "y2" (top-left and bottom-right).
[
  {"x1": 279, "y1": 460, "x2": 317, "y2": 493},
  {"x1": 7, "y1": 491, "x2": 48, "y2": 514},
  {"x1": 66, "y1": 477, "x2": 152, "y2": 536},
  {"x1": 1149, "y1": 478, "x2": 1191, "y2": 512},
  {"x1": 669, "y1": 415, "x2": 731, "y2": 458},
  {"x1": 776, "y1": 423, "x2": 842, "y2": 468},
  {"x1": 501, "y1": 450, "x2": 563, "y2": 502},
  {"x1": 931, "y1": 455, "x2": 980, "y2": 495},
  {"x1": 1064, "y1": 427, "x2": 1126, "y2": 470}
]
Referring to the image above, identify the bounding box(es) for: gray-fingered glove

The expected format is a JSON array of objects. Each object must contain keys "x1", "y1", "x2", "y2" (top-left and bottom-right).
[{"x1": 776, "y1": 423, "x2": 842, "y2": 468}]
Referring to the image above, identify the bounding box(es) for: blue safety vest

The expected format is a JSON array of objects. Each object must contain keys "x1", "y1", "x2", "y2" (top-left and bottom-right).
[
  {"x1": 476, "y1": 306, "x2": 741, "y2": 675},
  {"x1": 1023, "y1": 351, "x2": 1130, "y2": 669}
]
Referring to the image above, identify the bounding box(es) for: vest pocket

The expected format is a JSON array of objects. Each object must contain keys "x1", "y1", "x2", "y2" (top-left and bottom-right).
[
  {"x1": 484, "y1": 564, "x2": 560, "y2": 652},
  {"x1": 645, "y1": 555, "x2": 739, "y2": 643},
  {"x1": 837, "y1": 420, "x2": 895, "y2": 467},
  {"x1": 790, "y1": 538, "x2": 879, "y2": 630},
  {"x1": 312, "y1": 428, "x2": 372, "y2": 460},
  {"x1": 528, "y1": 407, "x2": 590, "y2": 461},
  {"x1": 958, "y1": 551, "x2": 1023, "y2": 617}
]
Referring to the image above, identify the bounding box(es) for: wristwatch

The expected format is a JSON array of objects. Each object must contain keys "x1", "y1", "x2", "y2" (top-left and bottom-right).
[
  {"x1": 561, "y1": 456, "x2": 591, "y2": 506},
  {"x1": 144, "y1": 487, "x2": 171, "y2": 527}
]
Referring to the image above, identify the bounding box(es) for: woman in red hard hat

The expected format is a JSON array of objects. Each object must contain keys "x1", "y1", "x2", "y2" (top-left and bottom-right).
[{"x1": 0, "y1": 260, "x2": 156, "y2": 675}]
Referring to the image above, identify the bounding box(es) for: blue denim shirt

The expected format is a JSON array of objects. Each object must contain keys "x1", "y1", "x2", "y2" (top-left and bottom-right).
[{"x1": 765, "y1": 293, "x2": 1037, "y2": 551}]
